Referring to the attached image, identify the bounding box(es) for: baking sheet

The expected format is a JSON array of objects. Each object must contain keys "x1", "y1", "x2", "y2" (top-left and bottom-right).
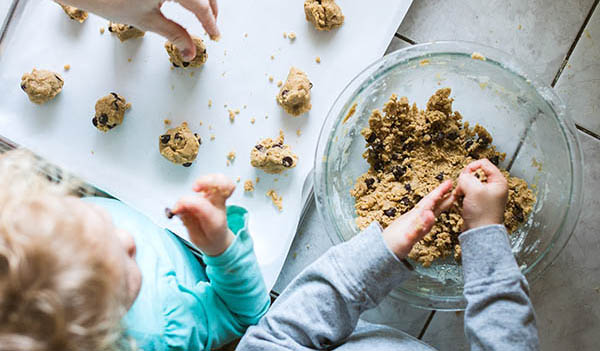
[{"x1": 0, "y1": 0, "x2": 412, "y2": 289}]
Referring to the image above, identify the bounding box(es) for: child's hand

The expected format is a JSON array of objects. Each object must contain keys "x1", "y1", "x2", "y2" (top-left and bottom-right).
[
  {"x1": 382, "y1": 180, "x2": 455, "y2": 259},
  {"x1": 454, "y1": 159, "x2": 508, "y2": 231},
  {"x1": 172, "y1": 174, "x2": 235, "y2": 256},
  {"x1": 61, "y1": 0, "x2": 219, "y2": 61}
]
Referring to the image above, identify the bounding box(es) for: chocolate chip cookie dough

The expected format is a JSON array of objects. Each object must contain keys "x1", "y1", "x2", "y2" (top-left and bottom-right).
[
  {"x1": 159, "y1": 122, "x2": 201, "y2": 167},
  {"x1": 108, "y1": 22, "x2": 145, "y2": 41},
  {"x1": 58, "y1": 3, "x2": 88, "y2": 23},
  {"x1": 20, "y1": 69, "x2": 64, "y2": 104},
  {"x1": 165, "y1": 36, "x2": 208, "y2": 68},
  {"x1": 277, "y1": 67, "x2": 312, "y2": 116},
  {"x1": 92, "y1": 93, "x2": 131, "y2": 132},
  {"x1": 304, "y1": 0, "x2": 344, "y2": 31},
  {"x1": 351, "y1": 88, "x2": 536, "y2": 267},
  {"x1": 251, "y1": 130, "x2": 298, "y2": 174}
]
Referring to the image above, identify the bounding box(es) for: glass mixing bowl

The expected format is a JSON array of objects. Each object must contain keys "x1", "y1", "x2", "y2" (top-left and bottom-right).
[{"x1": 314, "y1": 41, "x2": 584, "y2": 310}]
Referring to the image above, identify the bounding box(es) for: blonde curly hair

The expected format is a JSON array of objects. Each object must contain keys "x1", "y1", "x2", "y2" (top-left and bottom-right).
[{"x1": 0, "y1": 150, "x2": 129, "y2": 351}]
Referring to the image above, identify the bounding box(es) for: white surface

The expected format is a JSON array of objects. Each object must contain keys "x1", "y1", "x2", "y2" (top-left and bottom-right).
[
  {"x1": 0, "y1": 0, "x2": 13, "y2": 27},
  {"x1": 0, "y1": 0, "x2": 411, "y2": 289}
]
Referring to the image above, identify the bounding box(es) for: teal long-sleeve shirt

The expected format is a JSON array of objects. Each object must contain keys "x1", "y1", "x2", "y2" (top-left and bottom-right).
[{"x1": 84, "y1": 197, "x2": 270, "y2": 350}]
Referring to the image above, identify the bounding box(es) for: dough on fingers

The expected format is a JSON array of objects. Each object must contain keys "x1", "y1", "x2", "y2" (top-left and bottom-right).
[{"x1": 165, "y1": 36, "x2": 208, "y2": 68}]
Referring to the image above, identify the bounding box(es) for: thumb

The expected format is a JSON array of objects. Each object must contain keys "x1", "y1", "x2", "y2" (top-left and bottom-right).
[{"x1": 144, "y1": 11, "x2": 196, "y2": 61}]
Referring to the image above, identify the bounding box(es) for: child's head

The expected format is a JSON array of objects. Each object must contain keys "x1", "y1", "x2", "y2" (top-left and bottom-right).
[{"x1": 0, "y1": 150, "x2": 141, "y2": 351}]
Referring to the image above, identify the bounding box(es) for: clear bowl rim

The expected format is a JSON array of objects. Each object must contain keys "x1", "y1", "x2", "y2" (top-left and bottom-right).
[{"x1": 313, "y1": 40, "x2": 584, "y2": 310}]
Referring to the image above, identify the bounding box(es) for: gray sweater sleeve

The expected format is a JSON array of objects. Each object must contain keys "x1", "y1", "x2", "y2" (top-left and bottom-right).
[
  {"x1": 459, "y1": 224, "x2": 540, "y2": 351},
  {"x1": 237, "y1": 222, "x2": 412, "y2": 350}
]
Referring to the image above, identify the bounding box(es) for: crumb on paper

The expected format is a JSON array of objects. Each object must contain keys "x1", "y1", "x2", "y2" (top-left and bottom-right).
[
  {"x1": 283, "y1": 32, "x2": 287, "y2": 38},
  {"x1": 471, "y1": 52, "x2": 486, "y2": 61},
  {"x1": 234, "y1": 109, "x2": 240, "y2": 115},
  {"x1": 256, "y1": 176, "x2": 260, "y2": 184},
  {"x1": 210, "y1": 134, "x2": 215, "y2": 141},
  {"x1": 270, "y1": 55, "x2": 275, "y2": 60},
  {"x1": 585, "y1": 29, "x2": 591, "y2": 39},
  {"x1": 250, "y1": 117, "x2": 256, "y2": 124},
  {"x1": 208, "y1": 124, "x2": 213, "y2": 130},
  {"x1": 164, "y1": 119, "x2": 171, "y2": 125},
  {"x1": 244, "y1": 180, "x2": 255, "y2": 192},
  {"x1": 479, "y1": 82, "x2": 488, "y2": 89},
  {"x1": 296, "y1": 129, "x2": 302, "y2": 137},
  {"x1": 292, "y1": 252, "x2": 297, "y2": 259},
  {"x1": 306, "y1": 244, "x2": 310, "y2": 250},
  {"x1": 244, "y1": 32, "x2": 248, "y2": 38},
  {"x1": 288, "y1": 32, "x2": 296, "y2": 40},
  {"x1": 265, "y1": 115, "x2": 269, "y2": 119},
  {"x1": 127, "y1": 58, "x2": 132, "y2": 62},
  {"x1": 531, "y1": 158, "x2": 543, "y2": 171},
  {"x1": 190, "y1": 71, "x2": 195, "y2": 77},
  {"x1": 228, "y1": 109, "x2": 236, "y2": 122},
  {"x1": 277, "y1": 80, "x2": 283, "y2": 87},
  {"x1": 342, "y1": 102, "x2": 357, "y2": 124},
  {"x1": 99, "y1": 27, "x2": 105, "y2": 34},
  {"x1": 63, "y1": 64, "x2": 71, "y2": 71},
  {"x1": 224, "y1": 49, "x2": 227, "y2": 56},
  {"x1": 226, "y1": 151, "x2": 236, "y2": 165},
  {"x1": 274, "y1": 178, "x2": 278, "y2": 182},
  {"x1": 266, "y1": 190, "x2": 283, "y2": 211},
  {"x1": 268, "y1": 75, "x2": 274, "y2": 82},
  {"x1": 243, "y1": 104, "x2": 247, "y2": 109},
  {"x1": 224, "y1": 104, "x2": 228, "y2": 108},
  {"x1": 518, "y1": 24, "x2": 522, "y2": 30},
  {"x1": 199, "y1": 120, "x2": 203, "y2": 126},
  {"x1": 208, "y1": 99, "x2": 212, "y2": 108},
  {"x1": 236, "y1": 176, "x2": 241, "y2": 182},
  {"x1": 91, "y1": 150, "x2": 94, "y2": 155},
  {"x1": 315, "y1": 56, "x2": 321, "y2": 64},
  {"x1": 419, "y1": 59, "x2": 430, "y2": 66}
]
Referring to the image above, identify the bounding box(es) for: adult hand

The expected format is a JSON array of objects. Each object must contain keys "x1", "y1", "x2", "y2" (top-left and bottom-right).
[
  {"x1": 60, "y1": 0, "x2": 219, "y2": 61},
  {"x1": 382, "y1": 180, "x2": 455, "y2": 259},
  {"x1": 171, "y1": 174, "x2": 235, "y2": 256},
  {"x1": 454, "y1": 159, "x2": 508, "y2": 231}
]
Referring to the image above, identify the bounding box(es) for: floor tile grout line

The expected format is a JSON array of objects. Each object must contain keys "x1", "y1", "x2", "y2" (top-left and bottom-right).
[
  {"x1": 576, "y1": 124, "x2": 600, "y2": 140},
  {"x1": 417, "y1": 310, "x2": 436, "y2": 339},
  {"x1": 550, "y1": 0, "x2": 599, "y2": 87},
  {"x1": 394, "y1": 32, "x2": 418, "y2": 45}
]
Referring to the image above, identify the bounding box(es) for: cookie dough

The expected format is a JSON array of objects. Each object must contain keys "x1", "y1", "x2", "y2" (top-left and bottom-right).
[
  {"x1": 159, "y1": 122, "x2": 201, "y2": 167},
  {"x1": 351, "y1": 88, "x2": 536, "y2": 267},
  {"x1": 304, "y1": 0, "x2": 344, "y2": 31},
  {"x1": 251, "y1": 130, "x2": 298, "y2": 174},
  {"x1": 58, "y1": 3, "x2": 88, "y2": 23},
  {"x1": 244, "y1": 180, "x2": 255, "y2": 192},
  {"x1": 92, "y1": 93, "x2": 131, "y2": 132},
  {"x1": 108, "y1": 22, "x2": 145, "y2": 41},
  {"x1": 277, "y1": 67, "x2": 312, "y2": 116},
  {"x1": 20, "y1": 69, "x2": 64, "y2": 104},
  {"x1": 266, "y1": 190, "x2": 283, "y2": 211},
  {"x1": 165, "y1": 36, "x2": 208, "y2": 68}
]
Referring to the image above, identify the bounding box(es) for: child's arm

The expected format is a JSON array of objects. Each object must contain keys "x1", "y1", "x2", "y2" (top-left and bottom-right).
[
  {"x1": 455, "y1": 159, "x2": 539, "y2": 351},
  {"x1": 237, "y1": 181, "x2": 455, "y2": 350},
  {"x1": 171, "y1": 175, "x2": 270, "y2": 348}
]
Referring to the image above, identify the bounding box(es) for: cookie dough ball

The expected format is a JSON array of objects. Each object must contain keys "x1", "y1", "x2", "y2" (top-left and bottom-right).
[
  {"x1": 92, "y1": 93, "x2": 131, "y2": 132},
  {"x1": 276, "y1": 67, "x2": 312, "y2": 116},
  {"x1": 164, "y1": 36, "x2": 208, "y2": 68},
  {"x1": 20, "y1": 69, "x2": 64, "y2": 104},
  {"x1": 108, "y1": 22, "x2": 145, "y2": 41},
  {"x1": 159, "y1": 122, "x2": 201, "y2": 167},
  {"x1": 251, "y1": 131, "x2": 298, "y2": 174},
  {"x1": 58, "y1": 3, "x2": 88, "y2": 23},
  {"x1": 304, "y1": 0, "x2": 344, "y2": 31}
]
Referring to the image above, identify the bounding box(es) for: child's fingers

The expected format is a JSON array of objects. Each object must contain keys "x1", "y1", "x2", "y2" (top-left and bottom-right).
[
  {"x1": 209, "y1": 0, "x2": 218, "y2": 19},
  {"x1": 464, "y1": 159, "x2": 505, "y2": 184},
  {"x1": 434, "y1": 191, "x2": 456, "y2": 216},
  {"x1": 417, "y1": 180, "x2": 454, "y2": 212},
  {"x1": 192, "y1": 174, "x2": 235, "y2": 206},
  {"x1": 142, "y1": 11, "x2": 196, "y2": 62},
  {"x1": 172, "y1": 195, "x2": 215, "y2": 225},
  {"x1": 178, "y1": 0, "x2": 220, "y2": 39}
]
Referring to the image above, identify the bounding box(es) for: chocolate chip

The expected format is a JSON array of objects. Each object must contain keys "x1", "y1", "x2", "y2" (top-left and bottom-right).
[
  {"x1": 392, "y1": 166, "x2": 406, "y2": 181},
  {"x1": 107, "y1": 124, "x2": 116, "y2": 129},
  {"x1": 402, "y1": 142, "x2": 414, "y2": 151},
  {"x1": 383, "y1": 208, "x2": 396, "y2": 217},
  {"x1": 110, "y1": 92, "x2": 122, "y2": 101},
  {"x1": 465, "y1": 139, "x2": 473, "y2": 150},
  {"x1": 108, "y1": 26, "x2": 113, "y2": 32},
  {"x1": 514, "y1": 204, "x2": 524, "y2": 222},
  {"x1": 202, "y1": 49, "x2": 207, "y2": 54},
  {"x1": 194, "y1": 133, "x2": 202, "y2": 144},
  {"x1": 20, "y1": 83, "x2": 26, "y2": 91},
  {"x1": 447, "y1": 131, "x2": 458, "y2": 140},
  {"x1": 281, "y1": 89, "x2": 289, "y2": 98},
  {"x1": 174, "y1": 132, "x2": 183, "y2": 141},
  {"x1": 160, "y1": 134, "x2": 171, "y2": 144},
  {"x1": 182, "y1": 162, "x2": 192, "y2": 167},
  {"x1": 273, "y1": 143, "x2": 283, "y2": 148},
  {"x1": 373, "y1": 161, "x2": 383, "y2": 171},
  {"x1": 309, "y1": 82, "x2": 313, "y2": 89},
  {"x1": 255, "y1": 144, "x2": 264, "y2": 151},
  {"x1": 365, "y1": 178, "x2": 375, "y2": 188},
  {"x1": 404, "y1": 183, "x2": 412, "y2": 192},
  {"x1": 400, "y1": 196, "x2": 411, "y2": 206},
  {"x1": 434, "y1": 131, "x2": 444, "y2": 142},
  {"x1": 165, "y1": 207, "x2": 175, "y2": 219},
  {"x1": 98, "y1": 113, "x2": 108, "y2": 125},
  {"x1": 490, "y1": 155, "x2": 500, "y2": 166},
  {"x1": 112, "y1": 101, "x2": 119, "y2": 110},
  {"x1": 366, "y1": 133, "x2": 377, "y2": 143},
  {"x1": 436, "y1": 172, "x2": 444, "y2": 181},
  {"x1": 282, "y1": 156, "x2": 294, "y2": 167},
  {"x1": 92, "y1": 116, "x2": 98, "y2": 127},
  {"x1": 172, "y1": 62, "x2": 180, "y2": 68},
  {"x1": 54, "y1": 74, "x2": 62, "y2": 82},
  {"x1": 182, "y1": 62, "x2": 190, "y2": 67},
  {"x1": 128, "y1": 25, "x2": 134, "y2": 29},
  {"x1": 414, "y1": 195, "x2": 423, "y2": 203}
]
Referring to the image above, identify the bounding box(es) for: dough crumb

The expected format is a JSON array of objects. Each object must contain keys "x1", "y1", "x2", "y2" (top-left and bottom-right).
[
  {"x1": 288, "y1": 32, "x2": 297, "y2": 40},
  {"x1": 256, "y1": 176, "x2": 260, "y2": 184},
  {"x1": 296, "y1": 129, "x2": 302, "y2": 137},
  {"x1": 250, "y1": 117, "x2": 256, "y2": 124},
  {"x1": 108, "y1": 22, "x2": 145, "y2": 42},
  {"x1": 99, "y1": 27, "x2": 105, "y2": 34},
  {"x1": 199, "y1": 120, "x2": 203, "y2": 126},
  {"x1": 471, "y1": 52, "x2": 486, "y2": 61},
  {"x1": 268, "y1": 75, "x2": 274, "y2": 82},
  {"x1": 58, "y1": 3, "x2": 88, "y2": 23},
  {"x1": 277, "y1": 80, "x2": 283, "y2": 87},
  {"x1": 244, "y1": 180, "x2": 255, "y2": 192},
  {"x1": 283, "y1": 32, "x2": 287, "y2": 38},
  {"x1": 164, "y1": 119, "x2": 171, "y2": 125},
  {"x1": 243, "y1": 105, "x2": 247, "y2": 109},
  {"x1": 228, "y1": 109, "x2": 236, "y2": 122},
  {"x1": 342, "y1": 102, "x2": 357, "y2": 124},
  {"x1": 63, "y1": 64, "x2": 70, "y2": 71},
  {"x1": 518, "y1": 24, "x2": 522, "y2": 30},
  {"x1": 419, "y1": 59, "x2": 430, "y2": 66},
  {"x1": 127, "y1": 58, "x2": 132, "y2": 63},
  {"x1": 266, "y1": 190, "x2": 283, "y2": 211},
  {"x1": 271, "y1": 55, "x2": 275, "y2": 60},
  {"x1": 208, "y1": 99, "x2": 212, "y2": 108},
  {"x1": 236, "y1": 176, "x2": 241, "y2": 182},
  {"x1": 244, "y1": 33, "x2": 248, "y2": 38},
  {"x1": 315, "y1": 56, "x2": 321, "y2": 63},
  {"x1": 210, "y1": 134, "x2": 215, "y2": 141}
]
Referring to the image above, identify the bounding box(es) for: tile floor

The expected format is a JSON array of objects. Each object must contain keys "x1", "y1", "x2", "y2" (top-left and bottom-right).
[{"x1": 274, "y1": 1, "x2": 600, "y2": 350}]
